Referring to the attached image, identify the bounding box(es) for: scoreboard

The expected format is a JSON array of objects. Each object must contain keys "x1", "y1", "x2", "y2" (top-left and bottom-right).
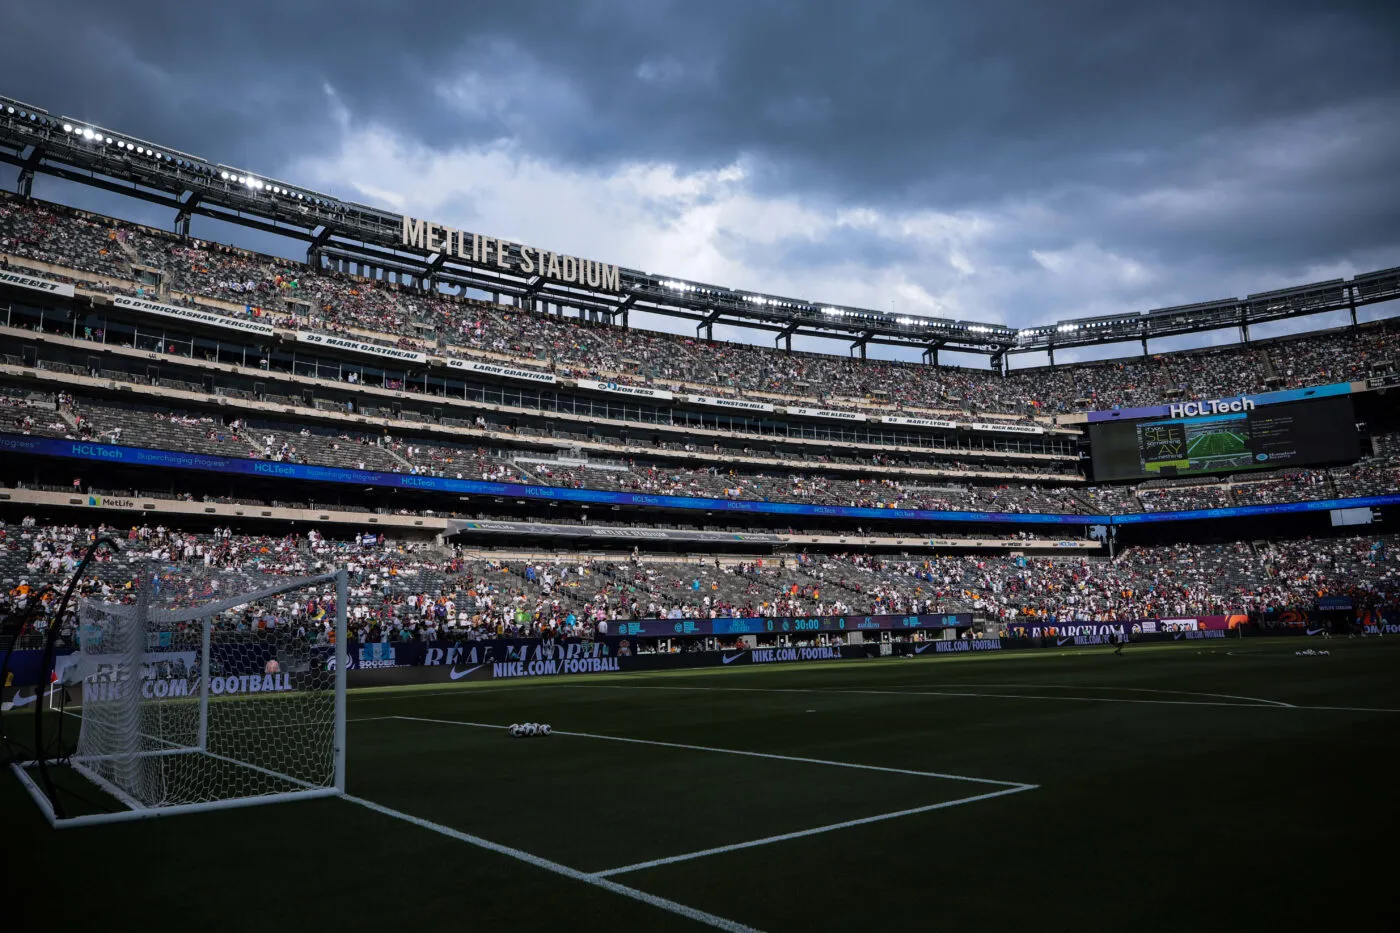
[{"x1": 1089, "y1": 396, "x2": 1360, "y2": 481}]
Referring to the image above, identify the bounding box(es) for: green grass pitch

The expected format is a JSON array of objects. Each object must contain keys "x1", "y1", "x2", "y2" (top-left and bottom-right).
[
  {"x1": 1185, "y1": 427, "x2": 1248, "y2": 459},
  {"x1": 6, "y1": 639, "x2": 1400, "y2": 931}
]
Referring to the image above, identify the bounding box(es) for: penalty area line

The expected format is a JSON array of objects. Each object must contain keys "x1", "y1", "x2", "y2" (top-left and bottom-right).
[
  {"x1": 392, "y1": 714, "x2": 1030, "y2": 788},
  {"x1": 341, "y1": 794, "x2": 765, "y2": 933},
  {"x1": 589, "y1": 783, "x2": 1037, "y2": 879}
]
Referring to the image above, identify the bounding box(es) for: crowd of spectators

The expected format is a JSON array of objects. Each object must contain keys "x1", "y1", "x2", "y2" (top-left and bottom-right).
[
  {"x1": 3, "y1": 192, "x2": 1396, "y2": 419},
  {"x1": 817, "y1": 538, "x2": 1400, "y2": 623},
  {"x1": 4, "y1": 384, "x2": 1395, "y2": 517},
  {"x1": 5, "y1": 522, "x2": 1397, "y2": 642}
]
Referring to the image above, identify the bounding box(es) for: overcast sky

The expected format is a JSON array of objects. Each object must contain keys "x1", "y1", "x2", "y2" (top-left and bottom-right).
[{"x1": 3, "y1": 0, "x2": 1398, "y2": 368}]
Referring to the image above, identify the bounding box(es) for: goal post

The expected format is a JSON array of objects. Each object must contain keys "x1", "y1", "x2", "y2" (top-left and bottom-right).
[{"x1": 12, "y1": 565, "x2": 348, "y2": 829}]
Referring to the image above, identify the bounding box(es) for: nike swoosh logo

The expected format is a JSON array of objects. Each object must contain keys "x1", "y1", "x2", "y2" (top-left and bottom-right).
[
  {"x1": 1056, "y1": 638, "x2": 1071, "y2": 646},
  {"x1": 914, "y1": 644, "x2": 933, "y2": 654},
  {"x1": 7, "y1": 690, "x2": 37, "y2": 708},
  {"x1": 1305, "y1": 627, "x2": 1324, "y2": 636},
  {"x1": 721, "y1": 652, "x2": 746, "y2": 664},
  {"x1": 449, "y1": 665, "x2": 482, "y2": 680}
]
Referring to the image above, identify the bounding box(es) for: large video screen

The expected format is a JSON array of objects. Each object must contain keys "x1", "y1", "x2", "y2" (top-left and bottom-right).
[{"x1": 1089, "y1": 396, "x2": 1360, "y2": 481}]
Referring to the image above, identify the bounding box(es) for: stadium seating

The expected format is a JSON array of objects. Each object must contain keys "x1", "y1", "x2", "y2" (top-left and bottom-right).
[
  {"x1": 4, "y1": 192, "x2": 1397, "y2": 420},
  {"x1": 4, "y1": 521, "x2": 1398, "y2": 644},
  {"x1": 8, "y1": 386, "x2": 1395, "y2": 516}
]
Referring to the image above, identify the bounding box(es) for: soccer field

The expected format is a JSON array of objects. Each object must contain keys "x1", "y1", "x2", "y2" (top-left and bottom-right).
[{"x1": 7, "y1": 639, "x2": 1400, "y2": 931}]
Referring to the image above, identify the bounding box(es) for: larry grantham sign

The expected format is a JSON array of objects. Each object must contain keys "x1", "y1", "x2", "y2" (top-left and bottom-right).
[{"x1": 402, "y1": 216, "x2": 621, "y2": 292}]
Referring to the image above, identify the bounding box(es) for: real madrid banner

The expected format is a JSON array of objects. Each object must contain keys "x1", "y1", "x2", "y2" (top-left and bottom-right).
[
  {"x1": 116, "y1": 295, "x2": 275, "y2": 336},
  {"x1": 0, "y1": 268, "x2": 76, "y2": 298},
  {"x1": 576, "y1": 379, "x2": 673, "y2": 400},
  {"x1": 295, "y1": 331, "x2": 427, "y2": 363}
]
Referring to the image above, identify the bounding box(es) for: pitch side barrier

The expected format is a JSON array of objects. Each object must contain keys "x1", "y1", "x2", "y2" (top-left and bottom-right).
[
  {"x1": 335, "y1": 630, "x2": 1249, "y2": 687},
  {"x1": 6, "y1": 624, "x2": 1360, "y2": 704},
  {"x1": 4, "y1": 432, "x2": 1399, "y2": 526}
]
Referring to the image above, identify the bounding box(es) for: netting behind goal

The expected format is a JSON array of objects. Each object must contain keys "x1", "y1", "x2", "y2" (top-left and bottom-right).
[{"x1": 29, "y1": 563, "x2": 347, "y2": 825}]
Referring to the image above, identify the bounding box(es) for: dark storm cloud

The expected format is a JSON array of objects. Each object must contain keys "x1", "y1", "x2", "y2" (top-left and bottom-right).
[
  {"x1": 2, "y1": 0, "x2": 1397, "y2": 327},
  {"x1": 5, "y1": 1, "x2": 1397, "y2": 196}
]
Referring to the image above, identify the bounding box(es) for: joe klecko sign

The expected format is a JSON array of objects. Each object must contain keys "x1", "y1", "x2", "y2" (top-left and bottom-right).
[{"x1": 402, "y1": 216, "x2": 621, "y2": 292}]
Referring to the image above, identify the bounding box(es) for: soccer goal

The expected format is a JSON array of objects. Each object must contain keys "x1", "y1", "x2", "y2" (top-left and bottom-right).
[{"x1": 12, "y1": 564, "x2": 347, "y2": 829}]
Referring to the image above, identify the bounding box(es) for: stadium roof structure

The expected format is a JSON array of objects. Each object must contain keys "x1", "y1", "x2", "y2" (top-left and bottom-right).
[{"x1": 2, "y1": 93, "x2": 1397, "y2": 364}]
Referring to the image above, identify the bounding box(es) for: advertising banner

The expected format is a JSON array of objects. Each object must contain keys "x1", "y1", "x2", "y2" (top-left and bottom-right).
[
  {"x1": 1085, "y1": 382, "x2": 1353, "y2": 424},
  {"x1": 607, "y1": 613, "x2": 973, "y2": 638},
  {"x1": 968, "y1": 422, "x2": 1044, "y2": 435},
  {"x1": 878, "y1": 416, "x2": 959, "y2": 429},
  {"x1": 684, "y1": 394, "x2": 775, "y2": 413},
  {"x1": 576, "y1": 379, "x2": 672, "y2": 400},
  {"x1": 0, "y1": 268, "x2": 76, "y2": 298},
  {"x1": 783, "y1": 407, "x2": 867, "y2": 422},
  {"x1": 296, "y1": 331, "x2": 427, "y2": 364},
  {"x1": 448, "y1": 358, "x2": 557, "y2": 383},
  {"x1": 115, "y1": 295, "x2": 275, "y2": 336},
  {"x1": 1357, "y1": 609, "x2": 1400, "y2": 635}
]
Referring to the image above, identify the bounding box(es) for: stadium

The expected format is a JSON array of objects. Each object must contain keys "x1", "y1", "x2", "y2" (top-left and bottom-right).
[{"x1": 2, "y1": 62, "x2": 1399, "y2": 933}]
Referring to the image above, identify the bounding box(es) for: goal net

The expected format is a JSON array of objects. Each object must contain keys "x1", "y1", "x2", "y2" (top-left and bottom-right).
[{"x1": 14, "y1": 563, "x2": 347, "y2": 828}]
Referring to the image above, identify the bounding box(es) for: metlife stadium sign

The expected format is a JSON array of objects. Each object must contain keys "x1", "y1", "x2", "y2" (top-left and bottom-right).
[{"x1": 401, "y1": 216, "x2": 621, "y2": 292}]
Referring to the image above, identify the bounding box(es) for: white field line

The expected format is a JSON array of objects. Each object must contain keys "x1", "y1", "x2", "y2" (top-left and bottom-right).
[
  {"x1": 57, "y1": 709, "x2": 393, "y2": 731},
  {"x1": 579, "y1": 683, "x2": 1395, "y2": 711},
  {"x1": 391, "y1": 715, "x2": 1030, "y2": 788},
  {"x1": 590, "y1": 784, "x2": 1036, "y2": 878},
  {"x1": 814, "y1": 682, "x2": 1296, "y2": 708},
  {"x1": 341, "y1": 794, "x2": 765, "y2": 933}
]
